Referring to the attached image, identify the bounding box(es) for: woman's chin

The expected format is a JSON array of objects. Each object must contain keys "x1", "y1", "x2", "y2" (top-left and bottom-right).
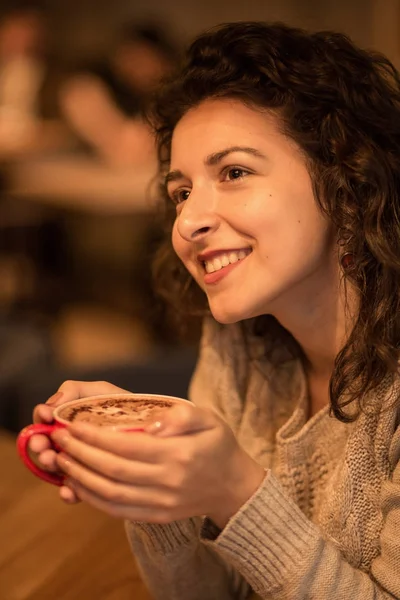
[{"x1": 209, "y1": 305, "x2": 251, "y2": 325}]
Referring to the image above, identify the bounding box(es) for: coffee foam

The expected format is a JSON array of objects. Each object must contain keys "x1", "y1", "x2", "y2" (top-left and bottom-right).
[{"x1": 56, "y1": 396, "x2": 174, "y2": 427}]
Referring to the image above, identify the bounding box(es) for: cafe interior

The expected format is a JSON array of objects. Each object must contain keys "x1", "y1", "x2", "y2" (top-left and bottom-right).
[{"x1": 0, "y1": 0, "x2": 395, "y2": 598}]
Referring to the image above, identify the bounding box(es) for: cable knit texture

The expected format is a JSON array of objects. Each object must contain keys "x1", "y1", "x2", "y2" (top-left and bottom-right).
[{"x1": 126, "y1": 318, "x2": 400, "y2": 600}]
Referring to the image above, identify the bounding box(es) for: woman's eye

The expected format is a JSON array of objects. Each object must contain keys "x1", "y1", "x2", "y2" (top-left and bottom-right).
[
  {"x1": 170, "y1": 189, "x2": 190, "y2": 205},
  {"x1": 223, "y1": 167, "x2": 249, "y2": 182}
]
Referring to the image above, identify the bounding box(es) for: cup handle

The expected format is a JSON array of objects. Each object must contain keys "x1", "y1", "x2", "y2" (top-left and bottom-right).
[{"x1": 16, "y1": 423, "x2": 66, "y2": 486}]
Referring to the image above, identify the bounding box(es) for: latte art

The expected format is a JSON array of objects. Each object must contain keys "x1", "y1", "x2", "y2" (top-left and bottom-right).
[{"x1": 56, "y1": 396, "x2": 174, "y2": 427}]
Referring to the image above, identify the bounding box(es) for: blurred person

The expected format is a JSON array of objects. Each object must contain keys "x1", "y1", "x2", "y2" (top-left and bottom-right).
[
  {"x1": 28, "y1": 21, "x2": 400, "y2": 600},
  {"x1": 0, "y1": 6, "x2": 45, "y2": 152},
  {"x1": 59, "y1": 22, "x2": 179, "y2": 168},
  {"x1": 0, "y1": 5, "x2": 72, "y2": 158}
]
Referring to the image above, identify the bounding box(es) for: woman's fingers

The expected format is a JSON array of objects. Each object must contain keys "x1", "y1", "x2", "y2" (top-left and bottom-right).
[
  {"x1": 62, "y1": 423, "x2": 166, "y2": 463},
  {"x1": 59, "y1": 484, "x2": 81, "y2": 504},
  {"x1": 52, "y1": 430, "x2": 164, "y2": 484},
  {"x1": 67, "y1": 478, "x2": 172, "y2": 522},
  {"x1": 29, "y1": 433, "x2": 51, "y2": 453},
  {"x1": 46, "y1": 391, "x2": 65, "y2": 407},
  {"x1": 56, "y1": 380, "x2": 130, "y2": 404},
  {"x1": 145, "y1": 403, "x2": 218, "y2": 437},
  {"x1": 33, "y1": 403, "x2": 55, "y2": 425},
  {"x1": 37, "y1": 448, "x2": 59, "y2": 471},
  {"x1": 56, "y1": 453, "x2": 162, "y2": 508},
  {"x1": 28, "y1": 381, "x2": 133, "y2": 483},
  {"x1": 30, "y1": 404, "x2": 55, "y2": 454}
]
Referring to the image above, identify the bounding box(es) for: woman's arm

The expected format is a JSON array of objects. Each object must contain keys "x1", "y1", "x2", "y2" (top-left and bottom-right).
[
  {"x1": 126, "y1": 517, "x2": 251, "y2": 600},
  {"x1": 199, "y1": 452, "x2": 400, "y2": 599},
  {"x1": 123, "y1": 449, "x2": 400, "y2": 600}
]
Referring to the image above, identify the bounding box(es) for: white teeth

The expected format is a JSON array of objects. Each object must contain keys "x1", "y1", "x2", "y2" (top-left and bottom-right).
[
  {"x1": 204, "y1": 249, "x2": 251, "y2": 274},
  {"x1": 207, "y1": 263, "x2": 215, "y2": 273},
  {"x1": 213, "y1": 257, "x2": 222, "y2": 271},
  {"x1": 221, "y1": 255, "x2": 230, "y2": 267}
]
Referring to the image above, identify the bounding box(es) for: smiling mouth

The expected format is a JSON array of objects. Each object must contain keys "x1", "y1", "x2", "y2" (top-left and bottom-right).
[{"x1": 203, "y1": 249, "x2": 252, "y2": 273}]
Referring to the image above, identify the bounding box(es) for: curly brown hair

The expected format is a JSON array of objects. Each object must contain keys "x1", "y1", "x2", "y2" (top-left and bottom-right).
[{"x1": 147, "y1": 21, "x2": 400, "y2": 422}]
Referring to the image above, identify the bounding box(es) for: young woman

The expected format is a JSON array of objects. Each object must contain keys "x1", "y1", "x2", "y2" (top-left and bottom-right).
[{"x1": 30, "y1": 22, "x2": 400, "y2": 599}]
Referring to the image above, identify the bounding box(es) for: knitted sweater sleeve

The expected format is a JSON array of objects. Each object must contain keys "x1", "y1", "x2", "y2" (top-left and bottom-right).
[
  {"x1": 124, "y1": 319, "x2": 252, "y2": 600},
  {"x1": 200, "y1": 427, "x2": 400, "y2": 599}
]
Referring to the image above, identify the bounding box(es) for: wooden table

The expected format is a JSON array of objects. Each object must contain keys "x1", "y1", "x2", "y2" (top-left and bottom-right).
[{"x1": 0, "y1": 429, "x2": 151, "y2": 600}]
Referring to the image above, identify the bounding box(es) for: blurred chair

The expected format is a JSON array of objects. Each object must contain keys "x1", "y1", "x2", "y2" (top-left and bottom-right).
[{"x1": 0, "y1": 313, "x2": 55, "y2": 432}]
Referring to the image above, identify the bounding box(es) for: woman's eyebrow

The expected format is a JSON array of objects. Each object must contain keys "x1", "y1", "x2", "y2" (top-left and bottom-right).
[
  {"x1": 165, "y1": 146, "x2": 266, "y2": 186},
  {"x1": 205, "y1": 146, "x2": 266, "y2": 165},
  {"x1": 165, "y1": 169, "x2": 184, "y2": 186}
]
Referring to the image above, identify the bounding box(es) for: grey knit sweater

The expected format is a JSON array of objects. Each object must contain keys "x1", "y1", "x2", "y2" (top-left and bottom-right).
[{"x1": 125, "y1": 318, "x2": 400, "y2": 599}]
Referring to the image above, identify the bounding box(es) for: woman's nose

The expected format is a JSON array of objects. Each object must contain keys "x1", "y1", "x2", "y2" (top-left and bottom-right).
[{"x1": 175, "y1": 190, "x2": 220, "y2": 242}]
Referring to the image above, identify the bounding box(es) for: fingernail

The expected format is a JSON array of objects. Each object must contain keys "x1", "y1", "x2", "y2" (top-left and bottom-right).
[
  {"x1": 57, "y1": 453, "x2": 71, "y2": 471},
  {"x1": 145, "y1": 420, "x2": 164, "y2": 434},
  {"x1": 47, "y1": 391, "x2": 64, "y2": 406}
]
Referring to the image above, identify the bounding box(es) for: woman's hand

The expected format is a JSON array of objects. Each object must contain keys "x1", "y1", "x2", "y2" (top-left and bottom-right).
[
  {"x1": 29, "y1": 380, "x2": 130, "y2": 503},
  {"x1": 51, "y1": 402, "x2": 266, "y2": 528}
]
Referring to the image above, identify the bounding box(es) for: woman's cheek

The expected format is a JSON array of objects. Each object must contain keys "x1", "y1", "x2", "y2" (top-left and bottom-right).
[
  {"x1": 171, "y1": 222, "x2": 205, "y2": 290},
  {"x1": 171, "y1": 220, "x2": 180, "y2": 256},
  {"x1": 171, "y1": 222, "x2": 184, "y2": 259},
  {"x1": 172, "y1": 225, "x2": 192, "y2": 269}
]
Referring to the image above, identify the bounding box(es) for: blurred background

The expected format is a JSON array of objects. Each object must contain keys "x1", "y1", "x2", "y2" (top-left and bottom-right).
[{"x1": 0, "y1": 0, "x2": 397, "y2": 433}]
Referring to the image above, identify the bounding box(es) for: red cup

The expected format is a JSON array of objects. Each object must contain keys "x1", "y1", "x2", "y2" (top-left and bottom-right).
[{"x1": 16, "y1": 393, "x2": 188, "y2": 486}]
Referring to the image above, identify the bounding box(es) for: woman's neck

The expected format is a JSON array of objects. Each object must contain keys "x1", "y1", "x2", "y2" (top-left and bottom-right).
[{"x1": 277, "y1": 273, "x2": 358, "y2": 380}]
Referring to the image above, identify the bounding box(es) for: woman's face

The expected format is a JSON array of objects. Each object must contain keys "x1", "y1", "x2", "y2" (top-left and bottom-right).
[{"x1": 168, "y1": 98, "x2": 337, "y2": 324}]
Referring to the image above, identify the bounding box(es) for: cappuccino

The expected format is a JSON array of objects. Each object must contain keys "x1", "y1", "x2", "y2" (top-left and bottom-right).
[{"x1": 56, "y1": 396, "x2": 174, "y2": 427}]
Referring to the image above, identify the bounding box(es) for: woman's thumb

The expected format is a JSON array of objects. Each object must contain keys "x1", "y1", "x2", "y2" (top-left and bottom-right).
[{"x1": 144, "y1": 403, "x2": 214, "y2": 437}]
